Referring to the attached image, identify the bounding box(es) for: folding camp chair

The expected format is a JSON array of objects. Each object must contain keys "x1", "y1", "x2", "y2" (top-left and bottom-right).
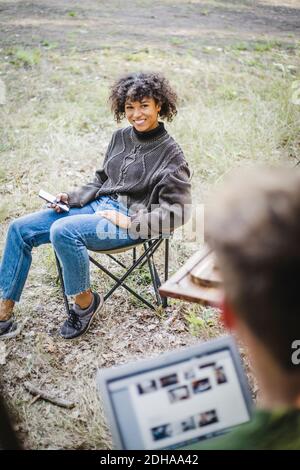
[{"x1": 55, "y1": 236, "x2": 170, "y2": 315}]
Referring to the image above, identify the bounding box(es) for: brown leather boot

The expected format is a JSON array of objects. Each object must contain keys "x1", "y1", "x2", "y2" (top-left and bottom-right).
[{"x1": 0, "y1": 299, "x2": 15, "y2": 321}]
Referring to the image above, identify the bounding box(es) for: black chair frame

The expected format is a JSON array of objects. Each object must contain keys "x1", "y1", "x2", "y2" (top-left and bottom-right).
[{"x1": 55, "y1": 237, "x2": 170, "y2": 315}]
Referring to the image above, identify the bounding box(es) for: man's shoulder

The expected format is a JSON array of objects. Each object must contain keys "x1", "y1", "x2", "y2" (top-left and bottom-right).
[{"x1": 184, "y1": 408, "x2": 300, "y2": 450}]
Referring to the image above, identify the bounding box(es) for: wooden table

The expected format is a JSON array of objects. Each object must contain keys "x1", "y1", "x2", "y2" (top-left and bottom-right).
[{"x1": 159, "y1": 246, "x2": 223, "y2": 306}]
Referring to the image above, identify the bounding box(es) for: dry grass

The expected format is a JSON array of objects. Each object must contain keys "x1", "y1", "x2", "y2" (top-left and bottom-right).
[{"x1": 0, "y1": 0, "x2": 299, "y2": 449}]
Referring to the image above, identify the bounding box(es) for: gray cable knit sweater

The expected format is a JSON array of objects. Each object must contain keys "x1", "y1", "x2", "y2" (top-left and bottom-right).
[{"x1": 67, "y1": 123, "x2": 192, "y2": 238}]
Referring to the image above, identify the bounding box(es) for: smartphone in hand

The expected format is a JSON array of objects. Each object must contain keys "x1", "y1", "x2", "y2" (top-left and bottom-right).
[{"x1": 38, "y1": 189, "x2": 70, "y2": 212}]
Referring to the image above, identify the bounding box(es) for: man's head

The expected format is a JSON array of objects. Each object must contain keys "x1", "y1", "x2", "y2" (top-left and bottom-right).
[{"x1": 207, "y1": 167, "x2": 300, "y2": 371}]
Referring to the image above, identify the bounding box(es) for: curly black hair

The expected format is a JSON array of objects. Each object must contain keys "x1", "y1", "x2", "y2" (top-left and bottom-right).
[{"x1": 109, "y1": 72, "x2": 178, "y2": 123}]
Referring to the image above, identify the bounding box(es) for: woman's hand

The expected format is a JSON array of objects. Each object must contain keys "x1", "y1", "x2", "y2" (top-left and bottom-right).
[
  {"x1": 49, "y1": 192, "x2": 69, "y2": 213},
  {"x1": 97, "y1": 210, "x2": 132, "y2": 229}
]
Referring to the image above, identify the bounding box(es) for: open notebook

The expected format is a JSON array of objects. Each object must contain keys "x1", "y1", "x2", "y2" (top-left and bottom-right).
[{"x1": 96, "y1": 336, "x2": 252, "y2": 450}]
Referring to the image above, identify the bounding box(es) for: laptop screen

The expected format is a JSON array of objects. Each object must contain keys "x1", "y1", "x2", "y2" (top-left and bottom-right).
[{"x1": 99, "y1": 339, "x2": 252, "y2": 450}]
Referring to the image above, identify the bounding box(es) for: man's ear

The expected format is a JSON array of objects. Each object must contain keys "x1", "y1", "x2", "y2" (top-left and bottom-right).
[{"x1": 220, "y1": 297, "x2": 236, "y2": 330}]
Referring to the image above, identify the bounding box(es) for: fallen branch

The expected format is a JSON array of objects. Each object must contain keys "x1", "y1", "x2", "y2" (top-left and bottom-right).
[
  {"x1": 24, "y1": 382, "x2": 75, "y2": 409},
  {"x1": 28, "y1": 394, "x2": 41, "y2": 407}
]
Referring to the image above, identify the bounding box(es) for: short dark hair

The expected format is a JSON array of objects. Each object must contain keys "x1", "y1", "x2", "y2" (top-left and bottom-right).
[
  {"x1": 207, "y1": 167, "x2": 300, "y2": 370},
  {"x1": 109, "y1": 72, "x2": 177, "y2": 123}
]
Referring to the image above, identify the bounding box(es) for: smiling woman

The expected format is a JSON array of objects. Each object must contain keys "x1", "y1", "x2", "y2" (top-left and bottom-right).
[
  {"x1": 125, "y1": 97, "x2": 161, "y2": 133},
  {"x1": 0, "y1": 72, "x2": 192, "y2": 340}
]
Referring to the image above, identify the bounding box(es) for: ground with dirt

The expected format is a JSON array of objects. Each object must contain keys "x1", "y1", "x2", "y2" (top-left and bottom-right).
[
  {"x1": 1, "y1": 0, "x2": 300, "y2": 53},
  {"x1": 0, "y1": 0, "x2": 299, "y2": 450}
]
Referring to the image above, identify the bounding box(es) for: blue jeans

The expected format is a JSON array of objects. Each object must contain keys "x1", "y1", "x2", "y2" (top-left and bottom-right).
[{"x1": 0, "y1": 196, "x2": 138, "y2": 301}]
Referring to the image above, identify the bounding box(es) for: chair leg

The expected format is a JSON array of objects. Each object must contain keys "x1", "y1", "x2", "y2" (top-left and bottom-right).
[
  {"x1": 152, "y1": 246, "x2": 168, "y2": 308},
  {"x1": 165, "y1": 238, "x2": 169, "y2": 282},
  {"x1": 54, "y1": 252, "x2": 71, "y2": 316},
  {"x1": 144, "y1": 242, "x2": 162, "y2": 306},
  {"x1": 162, "y1": 238, "x2": 169, "y2": 308},
  {"x1": 147, "y1": 239, "x2": 169, "y2": 308},
  {"x1": 133, "y1": 247, "x2": 137, "y2": 264},
  {"x1": 141, "y1": 238, "x2": 169, "y2": 308},
  {"x1": 153, "y1": 260, "x2": 168, "y2": 308}
]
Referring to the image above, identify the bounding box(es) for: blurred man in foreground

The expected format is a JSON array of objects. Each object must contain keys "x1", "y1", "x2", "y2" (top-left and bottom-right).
[{"x1": 191, "y1": 167, "x2": 300, "y2": 450}]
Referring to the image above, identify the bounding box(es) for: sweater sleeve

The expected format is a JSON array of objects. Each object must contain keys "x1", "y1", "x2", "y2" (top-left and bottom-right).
[
  {"x1": 129, "y1": 162, "x2": 192, "y2": 239},
  {"x1": 66, "y1": 134, "x2": 114, "y2": 208}
]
